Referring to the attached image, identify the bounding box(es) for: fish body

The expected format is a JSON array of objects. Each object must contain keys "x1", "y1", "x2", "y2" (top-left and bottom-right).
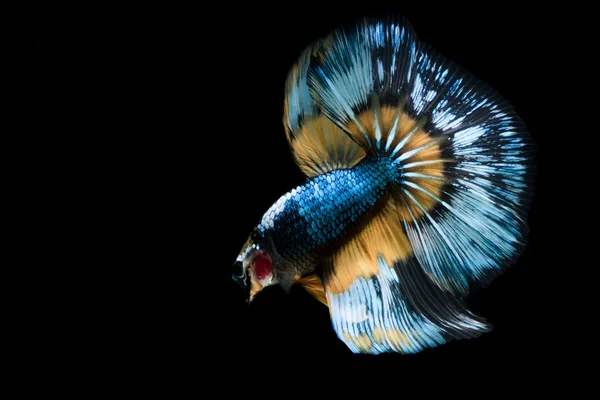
[
  {"x1": 256, "y1": 155, "x2": 397, "y2": 279},
  {"x1": 233, "y1": 17, "x2": 533, "y2": 354}
]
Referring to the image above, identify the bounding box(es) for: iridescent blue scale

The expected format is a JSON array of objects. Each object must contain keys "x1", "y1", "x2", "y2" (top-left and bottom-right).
[{"x1": 256, "y1": 155, "x2": 399, "y2": 273}]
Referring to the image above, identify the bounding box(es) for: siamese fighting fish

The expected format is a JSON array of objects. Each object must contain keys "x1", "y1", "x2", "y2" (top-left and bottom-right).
[{"x1": 232, "y1": 17, "x2": 533, "y2": 354}]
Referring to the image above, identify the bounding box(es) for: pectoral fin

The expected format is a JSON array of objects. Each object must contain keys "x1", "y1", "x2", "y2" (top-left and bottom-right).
[{"x1": 293, "y1": 274, "x2": 328, "y2": 306}]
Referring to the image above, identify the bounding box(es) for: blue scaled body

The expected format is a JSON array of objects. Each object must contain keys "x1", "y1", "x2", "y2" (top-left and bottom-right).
[{"x1": 257, "y1": 155, "x2": 399, "y2": 274}]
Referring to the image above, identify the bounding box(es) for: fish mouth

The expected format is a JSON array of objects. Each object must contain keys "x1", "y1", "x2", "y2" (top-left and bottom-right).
[{"x1": 232, "y1": 261, "x2": 250, "y2": 291}]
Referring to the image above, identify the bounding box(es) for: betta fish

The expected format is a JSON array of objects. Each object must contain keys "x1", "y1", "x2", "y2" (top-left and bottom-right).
[{"x1": 232, "y1": 17, "x2": 533, "y2": 354}]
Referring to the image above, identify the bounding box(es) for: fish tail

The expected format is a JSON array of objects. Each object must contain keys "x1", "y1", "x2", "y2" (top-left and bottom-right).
[{"x1": 308, "y1": 17, "x2": 532, "y2": 295}]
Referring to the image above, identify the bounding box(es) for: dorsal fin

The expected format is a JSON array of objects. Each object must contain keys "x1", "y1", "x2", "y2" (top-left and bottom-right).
[
  {"x1": 284, "y1": 43, "x2": 365, "y2": 177},
  {"x1": 307, "y1": 18, "x2": 425, "y2": 160}
]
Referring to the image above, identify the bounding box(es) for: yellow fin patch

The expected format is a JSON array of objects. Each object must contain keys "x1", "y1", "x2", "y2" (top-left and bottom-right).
[
  {"x1": 293, "y1": 274, "x2": 328, "y2": 306},
  {"x1": 343, "y1": 103, "x2": 448, "y2": 221},
  {"x1": 285, "y1": 115, "x2": 366, "y2": 178}
]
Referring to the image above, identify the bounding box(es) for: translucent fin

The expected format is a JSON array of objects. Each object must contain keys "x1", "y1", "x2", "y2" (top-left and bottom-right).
[
  {"x1": 322, "y1": 200, "x2": 489, "y2": 354},
  {"x1": 284, "y1": 43, "x2": 365, "y2": 177},
  {"x1": 293, "y1": 274, "x2": 328, "y2": 306}
]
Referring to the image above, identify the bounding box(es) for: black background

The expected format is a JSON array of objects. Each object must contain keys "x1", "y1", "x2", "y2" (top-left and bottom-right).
[{"x1": 36, "y1": 3, "x2": 583, "y2": 391}]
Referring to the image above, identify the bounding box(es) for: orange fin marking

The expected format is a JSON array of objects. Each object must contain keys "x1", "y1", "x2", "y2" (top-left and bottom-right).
[{"x1": 324, "y1": 199, "x2": 412, "y2": 295}]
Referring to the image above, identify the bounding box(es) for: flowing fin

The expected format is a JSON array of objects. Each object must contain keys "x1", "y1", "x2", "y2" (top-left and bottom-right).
[
  {"x1": 308, "y1": 17, "x2": 426, "y2": 159},
  {"x1": 293, "y1": 274, "x2": 328, "y2": 306},
  {"x1": 284, "y1": 43, "x2": 365, "y2": 177},
  {"x1": 307, "y1": 17, "x2": 533, "y2": 294},
  {"x1": 322, "y1": 199, "x2": 489, "y2": 354},
  {"x1": 390, "y1": 45, "x2": 534, "y2": 294}
]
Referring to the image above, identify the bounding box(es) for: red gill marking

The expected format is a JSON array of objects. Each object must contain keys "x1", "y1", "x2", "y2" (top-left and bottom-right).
[{"x1": 253, "y1": 254, "x2": 272, "y2": 281}]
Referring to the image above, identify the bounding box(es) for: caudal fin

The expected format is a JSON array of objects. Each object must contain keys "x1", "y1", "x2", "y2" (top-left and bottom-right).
[{"x1": 307, "y1": 17, "x2": 533, "y2": 294}]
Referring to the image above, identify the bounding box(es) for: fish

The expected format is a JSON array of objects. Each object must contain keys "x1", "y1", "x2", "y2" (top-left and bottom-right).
[{"x1": 232, "y1": 17, "x2": 534, "y2": 354}]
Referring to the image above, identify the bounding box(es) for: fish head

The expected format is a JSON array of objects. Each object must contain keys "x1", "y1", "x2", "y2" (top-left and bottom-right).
[{"x1": 232, "y1": 232, "x2": 279, "y2": 302}]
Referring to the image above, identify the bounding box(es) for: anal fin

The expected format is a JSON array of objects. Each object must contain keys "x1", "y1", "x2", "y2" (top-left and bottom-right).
[{"x1": 322, "y1": 199, "x2": 490, "y2": 354}]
